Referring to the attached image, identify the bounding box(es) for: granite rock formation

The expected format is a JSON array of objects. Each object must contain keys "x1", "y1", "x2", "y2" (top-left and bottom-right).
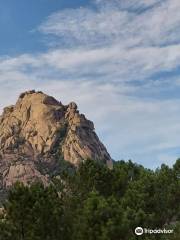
[{"x1": 0, "y1": 90, "x2": 112, "y2": 188}]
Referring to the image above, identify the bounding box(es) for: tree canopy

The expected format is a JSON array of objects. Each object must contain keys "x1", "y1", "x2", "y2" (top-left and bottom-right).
[{"x1": 0, "y1": 159, "x2": 179, "y2": 240}]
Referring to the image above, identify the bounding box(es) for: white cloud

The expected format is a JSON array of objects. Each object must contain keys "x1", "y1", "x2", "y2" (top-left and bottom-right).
[
  {"x1": 37, "y1": 0, "x2": 180, "y2": 83},
  {"x1": 95, "y1": 0, "x2": 162, "y2": 8},
  {"x1": 39, "y1": 0, "x2": 180, "y2": 47},
  {"x1": 1, "y1": 0, "x2": 180, "y2": 168}
]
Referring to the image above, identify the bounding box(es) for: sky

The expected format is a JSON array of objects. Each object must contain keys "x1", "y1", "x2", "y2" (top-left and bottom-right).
[{"x1": 0, "y1": 0, "x2": 180, "y2": 169}]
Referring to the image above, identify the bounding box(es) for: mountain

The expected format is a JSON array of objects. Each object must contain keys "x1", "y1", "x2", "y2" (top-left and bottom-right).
[{"x1": 0, "y1": 90, "x2": 112, "y2": 189}]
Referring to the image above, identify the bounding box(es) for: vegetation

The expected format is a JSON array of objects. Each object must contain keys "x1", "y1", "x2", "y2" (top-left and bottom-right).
[{"x1": 0, "y1": 159, "x2": 180, "y2": 240}]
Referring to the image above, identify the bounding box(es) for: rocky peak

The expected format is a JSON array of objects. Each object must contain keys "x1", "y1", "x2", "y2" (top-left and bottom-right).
[{"x1": 0, "y1": 90, "x2": 112, "y2": 188}]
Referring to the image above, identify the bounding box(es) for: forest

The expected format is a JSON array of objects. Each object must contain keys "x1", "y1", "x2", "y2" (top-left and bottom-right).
[{"x1": 0, "y1": 159, "x2": 180, "y2": 240}]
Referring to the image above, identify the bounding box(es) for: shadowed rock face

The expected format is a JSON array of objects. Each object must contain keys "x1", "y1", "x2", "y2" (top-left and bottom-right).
[{"x1": 0, "y1": 90, "x2": 112, "y2": 188}]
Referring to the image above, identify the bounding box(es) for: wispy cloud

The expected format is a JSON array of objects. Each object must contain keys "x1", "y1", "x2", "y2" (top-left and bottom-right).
[
  {"x1": 39, "y1": 0, "x2": 180, "y2": 47},
  {"x1": 37, "y1": 0, "x2": 180, "y2": 83},
  {"x1": 0, "y1": 0, "x2": 180, "y2": 168}
]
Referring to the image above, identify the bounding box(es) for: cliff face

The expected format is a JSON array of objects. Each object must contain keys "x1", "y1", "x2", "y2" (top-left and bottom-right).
[{"x1": 0, "y1": 90, "x2": 112, "y2": 188}]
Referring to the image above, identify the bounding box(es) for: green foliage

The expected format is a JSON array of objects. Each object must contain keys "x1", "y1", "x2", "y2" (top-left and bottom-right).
[
  {"x1": 0, "y1": 182, "x2": 66, "y2": 240},
  {"x1": 0, "y1": 159, "x2": 180, "y2": 240},
  {"x1": 72, "y1": 191, "x2": 130, "y2": 240}
]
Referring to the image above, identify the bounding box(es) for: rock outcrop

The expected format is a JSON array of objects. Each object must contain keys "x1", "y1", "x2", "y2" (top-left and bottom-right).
[{"x1": 0, "y1": 90, "x2": 112, "y2": 188}]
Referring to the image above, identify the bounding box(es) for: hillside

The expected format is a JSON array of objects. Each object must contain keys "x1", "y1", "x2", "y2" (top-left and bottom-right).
[
  {"x1": 0, "y1": 91, "x2": 179, "y2": 240},
  {"x1": 0, "y1": 159, "x2": 180, "y2": 239},
  {"x1": 0, "y1": 90, "x2": 112, "y2": 189}
]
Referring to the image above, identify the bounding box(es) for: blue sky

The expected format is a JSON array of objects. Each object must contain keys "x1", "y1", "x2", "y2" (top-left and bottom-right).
[
  {"x1": 0, "y1": 0, "x2": 91, "y2": 55},
  {"x1": 0, "y1": 0, "x2": 180, "y2": 169}
]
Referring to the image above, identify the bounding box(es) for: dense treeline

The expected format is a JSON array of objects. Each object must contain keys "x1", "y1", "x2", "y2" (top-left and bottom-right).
[{"x1": 0, "y1": 159, "x2": 180, "y2": 240}]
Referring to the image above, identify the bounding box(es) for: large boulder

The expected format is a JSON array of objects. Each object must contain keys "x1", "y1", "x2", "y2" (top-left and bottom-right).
[{"x1": 0, "y1": 90, "x2": 112, "y2": 188}]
